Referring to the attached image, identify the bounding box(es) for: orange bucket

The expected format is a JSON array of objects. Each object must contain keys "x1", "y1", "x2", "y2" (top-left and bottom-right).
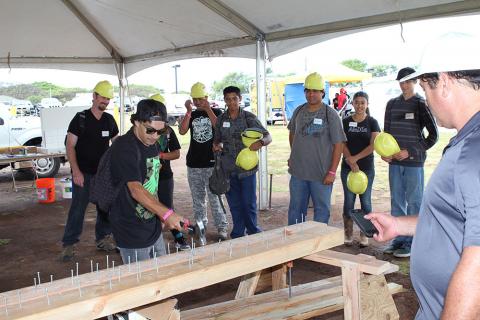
[{"x1": 36, "y1": 178, "x2": 56, "y2": 203}]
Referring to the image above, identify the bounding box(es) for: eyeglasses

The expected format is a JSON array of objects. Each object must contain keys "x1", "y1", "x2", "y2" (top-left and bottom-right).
[{"x1": 142, "y1": 123, "x2": 168, "y2": 135}]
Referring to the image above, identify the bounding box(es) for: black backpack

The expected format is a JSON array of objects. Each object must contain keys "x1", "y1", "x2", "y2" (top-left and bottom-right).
[
  {"x1": 209, "y1": 151, "x2": 230, "y2": 195},
  {"x1": 90, "y1": 140, "x2": 140, "y2": 212}
]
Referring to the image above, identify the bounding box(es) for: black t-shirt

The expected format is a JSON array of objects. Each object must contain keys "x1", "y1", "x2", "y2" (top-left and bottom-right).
[
  {"x1": 110, "y1": 129, "x2": 162, "y2": 249},
  {"x1": 157, "y1": 128, "x2": 181, "y2": 180},
  {"x1": 186, "y1": 108, "x2": 222, "y2": 168},
  {"x1": 342, "y1": 115, "x2": 380, "y2": 171},
  {"x1": 67, "y1": 109, "x2": 118, "y2": 174}
]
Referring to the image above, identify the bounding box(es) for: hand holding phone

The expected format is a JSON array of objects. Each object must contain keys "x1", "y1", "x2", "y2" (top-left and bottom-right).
[{"x1": 349, "y1": 209, "x2": 378, "y2": 238}]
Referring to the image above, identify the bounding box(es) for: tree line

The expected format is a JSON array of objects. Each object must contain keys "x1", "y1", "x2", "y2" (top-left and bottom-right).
[{"x1": 0, "y1": 82, "x2": 163, "y2": 104}]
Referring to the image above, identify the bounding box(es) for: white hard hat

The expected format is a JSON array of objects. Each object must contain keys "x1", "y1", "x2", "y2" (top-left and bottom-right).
[{"x1": 402, "y1": 32, "x2": 480, "y2": 81}]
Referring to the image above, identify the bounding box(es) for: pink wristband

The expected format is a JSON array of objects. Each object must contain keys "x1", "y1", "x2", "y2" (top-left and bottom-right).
[
  {"x1": 162, "y1": 208, "x2": 174, "y2": 222},
  {"x1": 185, "y1": 112, "x2": 192, "y2": 117},
  {"x1": 328, "y1": 171, "x2": 336, "y2": 176}
]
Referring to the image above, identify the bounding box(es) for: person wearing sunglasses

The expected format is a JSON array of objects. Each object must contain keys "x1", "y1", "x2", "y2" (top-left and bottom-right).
[{"x1": 109, "y1": 99, "x2": 185, "y2": 263}]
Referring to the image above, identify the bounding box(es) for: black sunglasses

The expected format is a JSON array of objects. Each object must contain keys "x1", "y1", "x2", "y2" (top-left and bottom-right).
[{"x1": 143, "y1": 123, "x2": 168, "y2": 135}]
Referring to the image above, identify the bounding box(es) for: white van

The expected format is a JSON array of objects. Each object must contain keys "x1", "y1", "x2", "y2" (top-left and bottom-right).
[{"x1": 40, "y1": 98, "x2": 63, "y2": 109}]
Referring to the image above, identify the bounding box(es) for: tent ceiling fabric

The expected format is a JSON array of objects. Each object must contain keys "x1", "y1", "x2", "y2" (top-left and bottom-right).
[{"x1": 1, "y1": 0, "x2": 479, "y2": 76}]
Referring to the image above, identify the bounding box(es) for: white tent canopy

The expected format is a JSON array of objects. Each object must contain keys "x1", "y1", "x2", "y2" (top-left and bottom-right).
[
  {"x1": 2, "y1": 0, "x2": 479, "y2": 210},
  {"x1": 2, "y1": 0, "x2": 479, "y2": 76}
]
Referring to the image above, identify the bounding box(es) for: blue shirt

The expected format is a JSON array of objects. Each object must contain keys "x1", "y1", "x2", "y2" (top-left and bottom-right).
[{"x1": 411, "y1": 111, "x2": 480, "y2": 319}]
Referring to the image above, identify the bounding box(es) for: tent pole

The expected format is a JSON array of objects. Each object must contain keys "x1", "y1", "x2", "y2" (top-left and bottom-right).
[
  {"x1": 117, "y1": 63, "x2": 126, "y2": 134},
  {"x1": 256, "y1": 37, "x2": 268, "y2": 211}
]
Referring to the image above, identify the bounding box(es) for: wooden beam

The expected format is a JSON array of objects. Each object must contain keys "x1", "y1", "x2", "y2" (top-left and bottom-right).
[
  {"x1": 304, "y1": 250, "x2": 399, "y2": 275},
  {"x1": 181, "y1": 276, "x2": 403, "y2": 320},
  {"x1": 133, "y1": 298, "x2": 179, "y2": 320},
  {"x1": 342, "y1": 261, "x2": 361, "y2": 320},
  {"x1": 360, "y1": 275, "x2": 399, "y2": 320},
  {"x1": 271, "y1": 264, "x2": 287, "y2": 291},
  {"x1": 0, "y1": 222, "x2": 342, "y2": 320},
  {"x1": 235, "y1": 271, "x2": 262, "y2": 299}
]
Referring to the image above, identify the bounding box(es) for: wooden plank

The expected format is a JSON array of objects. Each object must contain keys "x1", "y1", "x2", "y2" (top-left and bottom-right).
[
  {"x1": 304, "y1": 250, "x2": 399, "y2": 275},
  {"x1": 181, "y1": 276, "x2": 343, "y2": 320},
  {"x1": 133, "y1": 298, "x2": 178, "y2": 320},
  {"x1": 181, "y1": 277, "x2": 403, "y2": 320},
  {"x1": 360, "y1": 275, "x2": 399, "y2": 320},
  {"x1": 271, "y1": 264, "x2": 287, "y2": 291},
  {"x1": 342, "y1": 261, "x2": 361, "y2": 320},
  {"x1": 235, "y1": 271, "x2": 262, "y2": 299},
  {"x1": 0, "y1": 221, "x2": 343, "y2": 320}
]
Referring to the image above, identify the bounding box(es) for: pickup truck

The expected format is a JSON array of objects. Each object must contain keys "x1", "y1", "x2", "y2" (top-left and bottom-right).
[{"x1": 0, "y1": 105, "x2": 61, "y2": 177}]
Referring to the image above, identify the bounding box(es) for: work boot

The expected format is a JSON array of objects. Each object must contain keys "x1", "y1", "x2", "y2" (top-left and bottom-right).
[
  {"x1": 218, "y1": 229, "x2": 228, "y2": 241},
  {"x1": 61, "y1": 245, "x2": 75, "y2": 262},
  {"x1": 394, "y1": 247, "x2": 411, "y2": 258},
  {"x1": 359, "y1": 232, "x2": 369, "y2": 247},
  {"x1": 96, "y1": 234, "x2": 117, "y2": 252},
  {"x1": 343, "y1": 215, "x2": 353, "y2": 246}
]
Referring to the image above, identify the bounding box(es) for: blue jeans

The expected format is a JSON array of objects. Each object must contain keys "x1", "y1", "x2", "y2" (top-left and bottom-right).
[
  {"x1": 340, "y1": 166, "x2": 375, "y2": 217},
  {"x1": 118, "y1": 234, "x2": 166, "y2": 264},
  {"x1": 226, "y1": 173, "x2": 261, "y2": 238},
  {"x1": 288, "y1": 175, "x2": 333, "y2": 225},
  {"x1": 62, "y1": 173, "x2": 111, "y2": 246},
  {"x1": 389, "y1": 164, "x2": 424, "y2": 249}
]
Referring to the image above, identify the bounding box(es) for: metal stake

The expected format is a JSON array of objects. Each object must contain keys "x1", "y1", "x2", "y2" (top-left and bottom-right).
[
  {"x1": 17, "y1": 290, "x2": 22, "y2": 309},
  {"x1": 4, "y1": 295, "x2": 8, "y2": 316},
  {"x1": 288, "y1": 265, "x2": 292, "y2": 298},
  {"x1": 45, "y1": 288, "x2": 50, "y2": 305},
  {"x1": 70, "y1": 269, "x2": 74, "y2": 285},
  {"x1": 37, "y1": 272, "x2": 41, "y2": 285},
  {"x1": 50, "y1": 275, "x2": 53, "y2": 284},
  {"x1": 90, "y1": 260, "x2": 94, "y2": 273}
]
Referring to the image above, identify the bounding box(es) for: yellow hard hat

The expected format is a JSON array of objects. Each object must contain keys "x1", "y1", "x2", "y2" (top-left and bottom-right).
[
  {"x1": 347, "y1": 171, "x2": 368, "y2": 195},
  {"x1": 93, "y1": 80, "x2": 114, "y2": 99},
  {"x1": 304, "y1": 72, "x2": 324, "y2": 91},
  {"x1": 236, "y1": 148, "x2": 259, "y2": 170},
  {"x1": 190, "y1": 82, "x2": 207, "y2": 99},
  {"x1": 374, "y1": 132, "x2": 401, "y2": 157},
  {"x1": 150, "y1": 93, "x2": 165, "y2": 104},
  {"x1": 241, "y1": 128, "x2": 263, "y2": 147}
]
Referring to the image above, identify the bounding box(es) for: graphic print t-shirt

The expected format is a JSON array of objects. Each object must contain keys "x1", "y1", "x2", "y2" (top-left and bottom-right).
[
  {"x1": 110, "y1": 129, "x2": 162, "y2": 249},
  {"x1": 186, "y1": 108, "x2": 222, "y2": 168},
  {"x1": 342, "y1": 115, "x2": 380, "y2": 171}
]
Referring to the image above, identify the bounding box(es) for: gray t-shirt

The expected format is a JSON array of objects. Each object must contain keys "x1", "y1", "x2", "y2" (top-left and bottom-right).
[
  {"x1": 411, "y1": 111, "x2": 480, "y2": 320},
  {"x1": 287, "y1": 103, "x2": 346, "y2": 181}
]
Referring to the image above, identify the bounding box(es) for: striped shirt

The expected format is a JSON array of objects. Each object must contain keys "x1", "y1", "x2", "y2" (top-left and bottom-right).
[{"x1": 384, "y1": 94, "x2": 438, "y2": 167}]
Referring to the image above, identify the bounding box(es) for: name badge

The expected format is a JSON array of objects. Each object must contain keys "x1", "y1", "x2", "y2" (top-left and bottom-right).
[
  {"x1": 313, "y1": 118, "x2": 323, "y2": 125},
  {"x1": 223, "y1": 122, "x2": 231, "y2": 128},
  {"x1": 349, "y1": 122, "x2": 357, "y2": 127},
  {"x1": 405, "y1": 113, "x2": 415, "y2": 120},
  {"x1": 102, "y1": 130, "x2": 109, "y2": 137}
]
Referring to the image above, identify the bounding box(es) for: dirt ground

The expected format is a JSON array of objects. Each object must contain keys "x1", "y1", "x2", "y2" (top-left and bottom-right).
[{"x1": 0, "y1": 154, "x2": 418, "y2": 319}]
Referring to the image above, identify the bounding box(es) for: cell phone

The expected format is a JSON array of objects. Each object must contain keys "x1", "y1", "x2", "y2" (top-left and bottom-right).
[{"x1": 349, "y1": 209, "x2": 378, "y2": 238}]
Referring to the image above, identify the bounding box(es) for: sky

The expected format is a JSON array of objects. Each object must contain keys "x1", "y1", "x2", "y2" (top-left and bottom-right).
[{"x1": 1, "y1": 13, "x2": 479, "y2": 95}]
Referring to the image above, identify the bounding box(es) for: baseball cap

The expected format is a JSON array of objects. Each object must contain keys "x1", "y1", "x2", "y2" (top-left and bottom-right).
[
  {"x1": 132, "y1": 99, "x2": 167, "y2": 123},
  {"x1": 401, "y1": 32, "x2": 480, "y2": 81}
]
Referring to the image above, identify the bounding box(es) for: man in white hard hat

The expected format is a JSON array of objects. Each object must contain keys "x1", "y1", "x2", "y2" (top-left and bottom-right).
[
  {"x1": 61, "y1": 80, "x2": 119, "y2": 261},
  {"x1": 287, "y1": 72, "x2": 346, "y2": 225},
  {"x1": 367, "y1": 32, "x2": 480, "y2": 319}
]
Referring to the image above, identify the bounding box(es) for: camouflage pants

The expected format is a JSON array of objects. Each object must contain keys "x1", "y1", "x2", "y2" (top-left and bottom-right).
[{"x1": 187, "y1": 167, "x2": 228, "y2": 232}]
